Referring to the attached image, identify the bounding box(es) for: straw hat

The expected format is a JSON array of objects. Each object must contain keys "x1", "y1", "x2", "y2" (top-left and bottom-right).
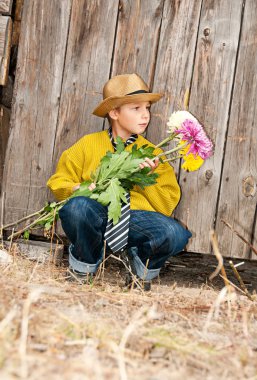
[{"x1": 92, "y1": 73, "x2": 163, "y2": 118}]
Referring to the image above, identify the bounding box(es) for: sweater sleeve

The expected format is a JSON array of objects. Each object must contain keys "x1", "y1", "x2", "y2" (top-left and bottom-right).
[
  {"x1": 47, "y1": 150, "x2": 83, "y2": 201},
  {"x1": 131, "y1": 149, "x2": 181, "y2": 216}
]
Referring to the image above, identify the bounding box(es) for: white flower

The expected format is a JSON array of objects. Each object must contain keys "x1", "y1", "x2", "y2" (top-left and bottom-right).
[{"x1": 167, "y1": 111, "x2": 198, "y2": 133}]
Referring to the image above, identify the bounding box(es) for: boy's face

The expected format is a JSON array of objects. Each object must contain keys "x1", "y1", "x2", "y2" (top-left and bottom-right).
[{"x1": 109, "y1": 101, "x2": 151, "y2": 139}]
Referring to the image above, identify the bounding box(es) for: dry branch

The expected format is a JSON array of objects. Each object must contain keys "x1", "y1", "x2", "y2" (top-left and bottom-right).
[
  {"x1": 209, "y1": 230, "x2": 230, "y2": 288},
  {"x1": 221, "y1": 219, "x2": 257, "y2": 256},
  {"x1": 229, "y1": 260, "x2": 254, "y2": 301}
]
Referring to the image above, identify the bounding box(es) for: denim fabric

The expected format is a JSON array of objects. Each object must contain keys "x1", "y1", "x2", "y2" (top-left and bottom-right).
[{"x1": 59, "y1": 196, "x2": 192, "y2": 279}]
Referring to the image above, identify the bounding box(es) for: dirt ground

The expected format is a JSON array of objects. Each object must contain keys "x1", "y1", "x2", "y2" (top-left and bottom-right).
[{"x1": 0, "y1": 245, "x2": 257, "y2": 380}]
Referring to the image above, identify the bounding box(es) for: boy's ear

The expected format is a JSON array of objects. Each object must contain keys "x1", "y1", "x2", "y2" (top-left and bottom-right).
[{"x1": 108, "y1": 108, "x2": 119, "y2": 120}]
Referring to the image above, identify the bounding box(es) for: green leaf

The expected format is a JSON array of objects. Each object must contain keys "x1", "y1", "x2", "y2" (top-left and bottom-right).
[
  {"x1": 122, "y1": 169, "x2": 159, "y2": 189},
  {"x1": 115, "y1": 136, "x2": 125, "y2": 153},
  {"x1": 114, "y1": 155, "x2": 144, "y2": 179},
  {"x1": 44, "y1": 222, "x2": 52, "y2": 230},
  {"x1": 43, "y1": 203, "x2": 52, "y2": 212},
  {"x1": 23, "y1": 230, "x2": 30, "y2": 240},
  {"x1": 131, "y1": 144, "x2": 156, "y2": 159},
  {"x1": 97, "y1": 178, "x2": 127, "y2": 224},
  {"x1": 98, "y1": 151, "x2": 131, "y2": 181}
]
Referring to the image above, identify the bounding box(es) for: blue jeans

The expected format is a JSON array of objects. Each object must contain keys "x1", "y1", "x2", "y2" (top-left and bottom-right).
[{"x1": 59, "y1": 196, "x2": 192, "y2": 280}]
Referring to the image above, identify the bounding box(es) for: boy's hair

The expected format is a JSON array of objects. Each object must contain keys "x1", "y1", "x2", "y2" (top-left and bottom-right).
[{"x1": 106, "y1": 114, "x2": 112, "y2": 126}]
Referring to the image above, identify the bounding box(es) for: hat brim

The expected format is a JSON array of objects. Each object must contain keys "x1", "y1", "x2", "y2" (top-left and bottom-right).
[{"x1": 92, "y1": 93, "x2": 164, "y2": 118}]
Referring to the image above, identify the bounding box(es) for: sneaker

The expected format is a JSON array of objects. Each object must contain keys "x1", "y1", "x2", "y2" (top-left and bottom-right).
[
  {"x1": 119, "y1": 251, "x2": 151, "y2": 291},
  {"x1": 125, "y1": 273, "x2": 151, "y2": 291},
  {"x1": 66, "y1": 267, "x2": 94, "y2": 284}
]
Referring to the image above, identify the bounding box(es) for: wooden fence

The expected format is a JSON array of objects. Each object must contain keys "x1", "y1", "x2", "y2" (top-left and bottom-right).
[{"x1": 1, "y1": 0, "x2": 257, "y2": 259}]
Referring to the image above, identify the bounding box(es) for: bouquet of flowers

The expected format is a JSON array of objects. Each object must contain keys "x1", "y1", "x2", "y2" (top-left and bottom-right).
[{"x1": 3, "y1": 110, "x2": 213, "y2": 239}]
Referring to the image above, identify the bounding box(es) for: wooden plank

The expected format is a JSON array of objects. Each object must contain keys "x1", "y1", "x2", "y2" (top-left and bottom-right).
[
  {"x1": 165, "y1": 0, "x2": 243, "y2": 255},
  {"x1": 0, "y1": 15, "x2": 12, "y2": 85},
  {"x1": 52, "y1": 0, "x2": 119, "y2": 172},
  {"x1": 0, "y1": 105, "x2": 10, "y2": 194},
  {"x1": 215, "y1": 0, "x2": 257, "y2": 260},
  {"x1": 147, "y1": 0, "x2": 202, "y2": 171},
  {"x1": 2, "y1": 0, "x2": 72, "y2": 225},
  {"x1": 0, "y1": 0, "x2": 13, "y2": 15},
  {"x1": 111, "y1": 0, "x2": 164, "y2": 85}
]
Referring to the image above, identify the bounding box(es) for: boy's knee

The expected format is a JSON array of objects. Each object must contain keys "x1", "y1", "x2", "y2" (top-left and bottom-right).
[
  {"x1": 59, "y1": 196, "x2": 90, "y2": 220},
  {"x1": 165, "y1": 221, "x2": 192, "y2": 253}
]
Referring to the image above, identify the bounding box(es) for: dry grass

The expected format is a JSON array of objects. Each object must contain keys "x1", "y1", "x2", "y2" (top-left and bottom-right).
[{"x1": 0, "y1": 244, "x2": 257, "y2": 380}]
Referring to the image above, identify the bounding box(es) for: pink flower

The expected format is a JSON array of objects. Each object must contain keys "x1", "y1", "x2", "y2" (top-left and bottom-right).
[{"x1": 175, "y1": 119, "x2": 213, "y2": 159}]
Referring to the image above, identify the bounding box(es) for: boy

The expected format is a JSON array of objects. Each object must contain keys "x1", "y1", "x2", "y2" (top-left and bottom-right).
[{"x1": 47, "y1": 73, "x2": 192, "y2": 288}]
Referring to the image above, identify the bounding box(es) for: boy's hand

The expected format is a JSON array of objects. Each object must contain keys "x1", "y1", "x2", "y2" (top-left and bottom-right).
[
  {"x1": 72, "y1": 184, "x2": 80, "y2": 192},
  {"x1": 88, "y1": 183, "x2": 96, "y2": 191},
  {"x1": 72, "y1": 183, "x2": 96, "y2": 192},
  {"x1": 139, "y1": 157, "x2": 159, "y2": 173}
]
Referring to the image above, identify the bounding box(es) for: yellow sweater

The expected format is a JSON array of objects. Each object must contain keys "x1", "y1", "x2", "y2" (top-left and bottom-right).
[{"x1": 47, "y1": 130, "x2": 181, "y2": 216}]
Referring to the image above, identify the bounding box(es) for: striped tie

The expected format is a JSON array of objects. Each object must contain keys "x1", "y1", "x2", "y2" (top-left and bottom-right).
[{"x1": 104, "y1": 128, "x2": 137, "y2": 253}]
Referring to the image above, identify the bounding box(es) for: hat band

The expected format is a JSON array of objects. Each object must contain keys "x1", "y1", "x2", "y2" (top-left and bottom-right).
[{"x1": 126, "y1": 90, "x2": 149, "y2": 95}]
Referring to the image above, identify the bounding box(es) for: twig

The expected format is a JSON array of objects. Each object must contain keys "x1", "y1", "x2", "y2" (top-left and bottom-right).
[
  {"x1": 2, "y1": 200, "x2": 65, "y2": 232},
  {"x1": 19, "y1": 289, "x2": 42, "y2": 379},
  {"x1": 109, "y1": 254, "x2": 144, "y2": 292},
  {"x1": 229, "y1": 260, "x2": 254, "y2": 301},
  {"x1": 66, "y1": 268, "x2": 86, "y2": 285},
  {"x1": 2, "y1": 206, "x2": 46, "y2": 230},
  {"x1": 219, "y1": 274, "x2": 254, "y2": 299},
  {"x1": 209, "y1": 230, "x2": 230, "y2": 288},
  {"x1": 221, "y1": 219, "x2": 257, "y2": 256},
  {"x1": 0, "y1": 306, "x2": 17, "y2": 333},
  {"x1": 0, "y1": 191, "x2": 5, "y2": 243},
  {"x1": 142, "y1": 258, "x2": 150, "y2": 282},
  {"x1": 110, "y1": 307, "x2": 148, "y2": 380},
  {"x1": 8, "y1": 228, "x2": 15, "y2": 255},
  {"x1": 8, "y1": 212, "x2": 48, "y2": 239},
  {"x1": 204, "y1": 287, "x2": 229, "y2": 333},
  {"x1": 50, "y1": 207, "x2": 57, "y2": 259},
  {"x1": 100, "y1": 240, "x2": 107, "y2": 282}
]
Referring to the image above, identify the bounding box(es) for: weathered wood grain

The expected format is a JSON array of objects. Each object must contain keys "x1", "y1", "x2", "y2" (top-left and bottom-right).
[
  {"x1": 175, "y1": 0, "x2": 244, "y2": 255},
  {"x1": 2, "y1": 0, "x2": 72, "y2": 224},
  {"x1": 0, "y1": 0, "x2": 13, "y2": 15},
  {"x1": 111, "y1": 0, "x2": 164, "y2": 85},
  {"x1": 147, "y1": 0, "x2": 202, "y2": 175},
  {"x1": 0, "y1": 15, "x2": 12, "y2": 85},
  {"x1": 52, "y1": 0, "x2": 119, "y2": 175},
  {"x1": 215, "y1": 0, "x2": 257, "y2": 259}
]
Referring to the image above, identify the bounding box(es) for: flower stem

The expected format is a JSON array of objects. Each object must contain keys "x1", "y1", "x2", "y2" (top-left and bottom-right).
[
  {"x1": 156, "y1": 142, "x2": 188, "y2": 158},
  {"x1": 155, "y1": 133, "x2": 177, "y2": 148},
  {"x1": 162, "y1": 155, "x2": 184, "y2": 163}
]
